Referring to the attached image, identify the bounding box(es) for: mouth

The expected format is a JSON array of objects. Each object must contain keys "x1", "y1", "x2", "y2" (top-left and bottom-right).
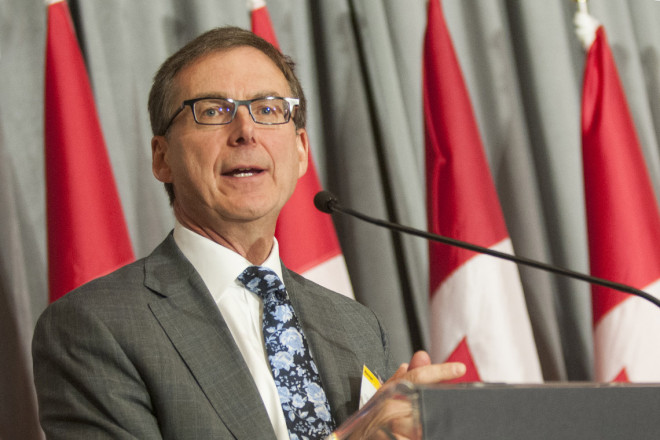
[{"x1": 223, "y1": 167, "x2": 264, "y2": 178}]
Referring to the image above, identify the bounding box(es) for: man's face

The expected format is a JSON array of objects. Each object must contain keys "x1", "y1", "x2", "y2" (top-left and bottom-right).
[{"x1": 152, "y1": 46, "x2": 308, "y2": 234}]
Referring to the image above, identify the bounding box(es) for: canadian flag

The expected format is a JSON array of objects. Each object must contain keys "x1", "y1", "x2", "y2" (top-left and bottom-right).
[
  {"x1": 249, "y1": 0, "x2": 353, "y2": 297},
  {"x1": 577, "y1": 11, "x2": 660, "y2": 382},
  {"x1": 45, "y1": 0, "x2": 134, "y2": 302},
  {"x1": 423, "y1": 0, "x2": 541, "y2": 382}
]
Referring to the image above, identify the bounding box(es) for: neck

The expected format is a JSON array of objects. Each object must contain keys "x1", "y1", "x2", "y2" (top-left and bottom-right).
[{"x1": 173, "y1": 205, "x2": 275, "y2": 265}]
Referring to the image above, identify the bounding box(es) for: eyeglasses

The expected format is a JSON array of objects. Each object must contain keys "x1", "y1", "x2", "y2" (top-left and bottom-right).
[{"x1": 164, "y1": 96, "x2": 299, "y2": 132}]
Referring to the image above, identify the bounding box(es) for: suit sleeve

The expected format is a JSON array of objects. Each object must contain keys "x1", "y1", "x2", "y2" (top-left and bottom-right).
[
  {"x1": 32, "y1": 298, "x2": 162, "y2": 440},
  {"x1": 371, "y1": 308, "x2": 397, "y2": 381}
]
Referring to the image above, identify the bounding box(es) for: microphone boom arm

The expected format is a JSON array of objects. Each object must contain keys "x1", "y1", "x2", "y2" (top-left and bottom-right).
[{"x1": 321, "y1": 192, "x2": 660, "y2": 310}]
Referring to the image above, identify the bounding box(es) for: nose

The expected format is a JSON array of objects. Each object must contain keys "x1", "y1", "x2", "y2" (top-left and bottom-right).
[{"x1": 227, "y1": 105, "x2": 256, "y2": 146}]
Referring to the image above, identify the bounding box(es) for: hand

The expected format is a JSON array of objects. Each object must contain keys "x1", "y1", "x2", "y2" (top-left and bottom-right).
[
  {"x1": 387, "y1": 350, "x2": 466, "y2": 386},
  {"x1": 330, "y1": 352, "x2": 465, "y2": 439},
  {"x1": 372, "y1": 351, "x2": 465, "y2": 439}
]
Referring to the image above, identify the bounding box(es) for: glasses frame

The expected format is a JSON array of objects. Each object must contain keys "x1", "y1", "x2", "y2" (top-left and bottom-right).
[{"x1": 164, "y1": 96, "x2": 299, "y2": 133}]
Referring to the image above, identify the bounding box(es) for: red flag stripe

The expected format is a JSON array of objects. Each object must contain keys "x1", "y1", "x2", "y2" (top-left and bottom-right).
[
  {"x1": 251, "y1": 5, "x2": 280, "y2": 49},
  {"x1": 581, "y1": 24, "x2": 660, "y2": 382},
  {"x1": 45, "y1": 0, "x2": 134, "y2": 301},
  {"x1": 582, "y1": 27, "x2": 660, "y2": 325},
  {"x1": 424, "y1": 0, "x2": 541, "y2": 382},
  {"x1": 423, "y1": 0, "x2": 507, "y2": 292}
]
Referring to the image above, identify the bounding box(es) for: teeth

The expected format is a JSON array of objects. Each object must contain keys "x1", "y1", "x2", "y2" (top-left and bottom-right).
[{"x1": 232, "y1": 168, "x2": 258, "y2": 177}]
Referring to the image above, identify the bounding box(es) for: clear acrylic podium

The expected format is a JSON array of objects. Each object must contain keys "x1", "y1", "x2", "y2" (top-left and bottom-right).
[{"x1": 330, "y1": 382, "x2": 660, "y2": 439}]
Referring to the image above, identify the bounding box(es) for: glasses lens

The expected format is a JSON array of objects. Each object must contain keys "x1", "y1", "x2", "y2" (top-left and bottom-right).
[
  {"x1": 193, "y1": 99, "x2": 234, "y2": 124},
  {"x1": 250, "y1": 98, "x2": 290, "y2": 124}
]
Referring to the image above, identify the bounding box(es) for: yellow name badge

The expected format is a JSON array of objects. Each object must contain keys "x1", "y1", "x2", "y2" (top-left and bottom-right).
[{"x1": 359, "y1": 364, "x2": 382, "y2": 408}]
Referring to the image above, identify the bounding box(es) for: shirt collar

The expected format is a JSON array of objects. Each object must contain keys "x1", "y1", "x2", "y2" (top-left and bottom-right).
[{"x1": 172, "y1": 221, "x2": 283, "y2": 299}]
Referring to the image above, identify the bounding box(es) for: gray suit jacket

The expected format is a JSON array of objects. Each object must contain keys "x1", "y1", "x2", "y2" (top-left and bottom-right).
[{"x1": 33, "y1": 234, "x2": 395, "y2": 439}]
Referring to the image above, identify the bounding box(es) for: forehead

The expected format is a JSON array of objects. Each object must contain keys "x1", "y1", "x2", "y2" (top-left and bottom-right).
[{"x1": 174, "y1": 46, "x2": 291, "y2": 100}]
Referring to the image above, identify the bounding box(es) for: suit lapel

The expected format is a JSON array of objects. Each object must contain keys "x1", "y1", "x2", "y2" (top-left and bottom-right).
[
  {"x1": 283, "y1": 268, "x2": 364, "y2": 424},
  {"x1": 144, "y1": 236, "x2": 277, "y2": 440}
]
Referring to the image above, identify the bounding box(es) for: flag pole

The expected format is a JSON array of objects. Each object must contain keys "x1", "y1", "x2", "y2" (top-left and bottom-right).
[{"x1": 574, "y1": 0, "x2": 589, "y2": 14}]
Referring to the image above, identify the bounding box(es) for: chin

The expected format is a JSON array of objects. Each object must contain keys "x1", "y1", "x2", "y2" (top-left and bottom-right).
[{"x1": 225, "y1": 203, "x2": 280, "y2": 222}]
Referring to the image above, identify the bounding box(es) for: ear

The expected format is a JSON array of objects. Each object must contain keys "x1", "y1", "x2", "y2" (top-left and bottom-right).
[
  {"x1": 295, "y1": 128, "x2": 309, "y2": 179},
  {"x1": 151, "y1": 135, "x2": 173, "y2": 183}
]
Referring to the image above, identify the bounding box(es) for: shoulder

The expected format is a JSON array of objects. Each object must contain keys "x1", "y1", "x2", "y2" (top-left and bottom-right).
[
  {"x1": 33, "y1": 235, "x2": 184, "y2": 343},
  {"x1": 32, "y1": 235, "x2": 192, "y2": 372},
  {"x1": 32, "y1": 257, "x2": 151, "y2": 354},
  {"x1": 43, "y1": 233, "x2": 189, "y2": 311},
  {"x1": 49, "y1": 257, "x2": 150, "y2": 312}
]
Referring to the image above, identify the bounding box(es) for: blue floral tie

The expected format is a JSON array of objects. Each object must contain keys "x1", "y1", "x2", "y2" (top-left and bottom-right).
[{"x1": 238, "y1": 266, "x2": 335, "y2": 440}]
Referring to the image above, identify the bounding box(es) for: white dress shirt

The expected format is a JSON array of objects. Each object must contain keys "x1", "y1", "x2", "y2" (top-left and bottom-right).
[{"x1": 173, "y1": 222, "x2": 290, "y2": 439}]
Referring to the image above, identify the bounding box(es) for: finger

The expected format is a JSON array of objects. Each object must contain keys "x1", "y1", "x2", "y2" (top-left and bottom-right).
[
  {"x1": 375, "y1": 400, "x2": 417, "y2": 440},
  {"x1": 389, "y1": 413, "x2": 419, "y2": 440},
  {"x1": 407, "y1": 351, "x2": 431, "y2": 371},
  {"x1": 389, "y1": 363, "x2": 409, "y2": 381},
  {"x1": 400, "y1": 362, "x2": 466, "y2": 385},
  {"x1": 382, "y1": 427, "x2": 416, "y2": 440}
]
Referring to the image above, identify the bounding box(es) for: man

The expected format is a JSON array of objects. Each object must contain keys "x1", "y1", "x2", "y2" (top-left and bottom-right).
[{"x1": 33, "y1": 27, "x2": 464, "y2": 439}]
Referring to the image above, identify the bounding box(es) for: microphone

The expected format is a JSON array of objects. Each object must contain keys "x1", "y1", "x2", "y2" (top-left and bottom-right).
[
  {"x1": 314, "y1": 190, "x2": 660, "y2": 310},
  {"x1": 313, "y1": 190, "x2": 339, "y2": 214}
]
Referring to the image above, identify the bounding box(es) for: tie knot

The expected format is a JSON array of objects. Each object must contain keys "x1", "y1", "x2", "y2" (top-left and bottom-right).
[{"x1": 238, "y1": 266, "x2": 286, "y2": 301}]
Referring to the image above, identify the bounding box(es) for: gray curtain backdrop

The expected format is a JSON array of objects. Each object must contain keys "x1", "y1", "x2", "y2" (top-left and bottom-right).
[{"x1": 2, "y1": 0, "x2": 659, "y2": 438}]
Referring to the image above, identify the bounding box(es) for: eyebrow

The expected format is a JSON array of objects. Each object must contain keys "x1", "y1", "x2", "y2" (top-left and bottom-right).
[{"x1": 189, "y1": 91, "x2": 285, "y2": 101}]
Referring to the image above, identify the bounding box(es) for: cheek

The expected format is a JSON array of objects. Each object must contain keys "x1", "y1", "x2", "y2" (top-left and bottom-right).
[{"x1": 170, "y1": 138, "x2": 221, "y2": 186}]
